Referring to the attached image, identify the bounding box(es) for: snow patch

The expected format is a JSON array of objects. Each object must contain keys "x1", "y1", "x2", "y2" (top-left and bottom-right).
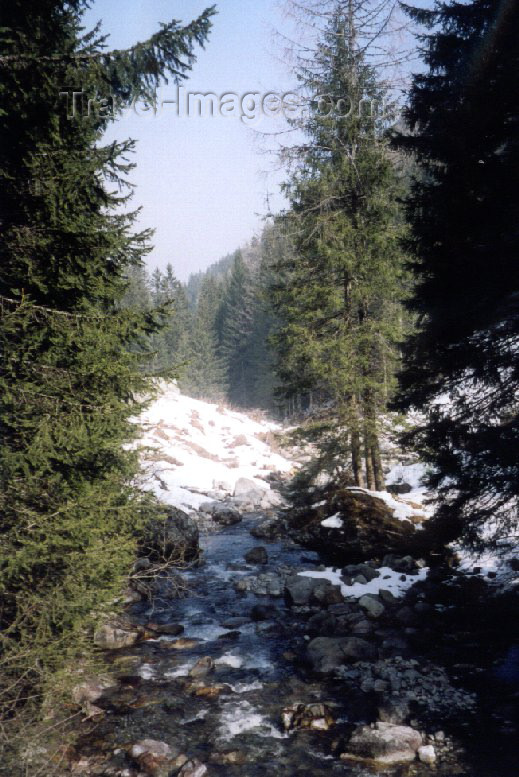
[
  {"x1": 321, "y1": 513, "x2": 343, "y2": 529},
  {"x1": 298, "y1": 565, "x2": 428, "y2": 598}
]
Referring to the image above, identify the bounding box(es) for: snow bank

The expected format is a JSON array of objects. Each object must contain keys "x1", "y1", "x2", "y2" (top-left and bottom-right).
[
  {"x1": 299, "y1": 565, "x2": 428, "y2": 599},
  {"x1": 136, "y1": 383, "x2": 295, "y2": 510}
]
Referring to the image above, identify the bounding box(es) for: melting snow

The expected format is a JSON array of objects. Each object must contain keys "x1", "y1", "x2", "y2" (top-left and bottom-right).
[
  {"x1": 298, "y1": 565, "x2": 428, "y2": 598},
  {"x1": 136, "y1": 382, "x2": 295, "y2": 510},
  {"x1": 321, "y1": 513, "x2": 343, "y2": 529}
]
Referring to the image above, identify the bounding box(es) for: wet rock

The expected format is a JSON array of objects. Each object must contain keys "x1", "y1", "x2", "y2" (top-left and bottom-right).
[
  {"x1": 250, "y1": 604, "x2": 277, "y2": 621},
  {"x1": 307, "y1": 636, "x2": 377, "y2": 674},
  {"x1": 250, "y1": 516, "x2": 286, "y2": 540},
  {"x1": 344, "y1": 722, "x2": 422, "y2": 765},
  {"x1": 285, "y1": 575, "x2": 343, "y2": 606},
  {"x1": 94, "y1": 624, "x2": 140, "y2": 650},
  {"x1": 145, "y1": 622, "x2": 184, "y2": 636},
  {"x1": 418, "y1": 744, "x2": 437, "y2": 765},
  {"x1": 130, "y1": 740, "x2": 179, "y2": 777},
  {"x1": 281, "y1": 702, "x2": 334, "y2": 731},
  {"x1": 189, "y1": 656, "x2": 215, "y2": 678},
  {"x1": 285, "y1": 575, "x2": 315, "y2": 605},
  {"x1": 192, "y1": 683, "x2": 229, "y2": 699},
  {"x1": 218, "y1": 630, "x2": 241, "y2": 641},
  {"x1": 307, "y1": 611, "x2": 337, "y2": 636},
  {"x1": 358, "y1": 594, "x2": 385, "y2": 618},
  {"x1": 245, "y1": 546, "x2": 268, "y2": 564},
  {"x1": 236, "y1": 572, "x2": 284, "y2": 596},
  {"x1": 210, "y1": 750, "x2": 247, "y2": 765},
  {"x1": 167, "y1": 638, "x2": 200, "y2": 650},
  {"x1": 178, "y1": 759, "x2": 207, "y2": 777},
  {"x1": 212, "y1": 507, "x2": 242, "y2": 526},
  {"x1": 343, "y1": 563, "x2": 381, "y2": 582},
  {"x1": 142, "y1": 506, "x2": 199, "y2": 563},
  {"x1": 222, "y1": 617, "x2": 249, "y2": 628}
]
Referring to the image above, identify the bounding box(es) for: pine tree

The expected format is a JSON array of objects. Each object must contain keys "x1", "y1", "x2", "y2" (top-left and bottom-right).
[
  {"x1": 0, "y1": 0, "x2": 215, "y2": 749},
  {"x1": 395, "y1": 0, "x2": 519, "y2": 544},
  {"x1": 270, "y1": 1, "x2": 409, "y2": 487},
  {"x1": 220, "y1": 250, "x2": 256, "y2": 406}
]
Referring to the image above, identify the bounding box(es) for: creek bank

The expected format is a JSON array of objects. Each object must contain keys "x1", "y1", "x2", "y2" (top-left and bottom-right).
[{"x1": 68, "y1": 396, "x2": 518, "y2": 777}]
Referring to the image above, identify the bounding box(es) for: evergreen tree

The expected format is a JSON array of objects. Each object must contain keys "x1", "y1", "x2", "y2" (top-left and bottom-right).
[
  {"x1": 0, "y1": 0, "x2": 215, "y2": 752},
  {"x1": 220, "y1": 250, "x2": 256, "y2": 406},
  {"x1": 270, "y1": 1, "x2": 409, "y2": 487},
  {"x1": 181, "y1": 275, "x2": 228, "y2": 400},
  {"x1": 395, "y1": 0, "x2": 519, "y2": 544}
]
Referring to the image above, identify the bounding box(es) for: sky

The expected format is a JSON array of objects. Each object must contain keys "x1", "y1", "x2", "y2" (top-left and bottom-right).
[{"x1": 83, "y1": 0, "x2": 295, "y2": 281}]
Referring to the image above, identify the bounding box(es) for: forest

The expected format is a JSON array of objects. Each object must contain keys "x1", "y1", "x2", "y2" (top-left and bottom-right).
[{"x1": 0, "y1": 0, "x2": 517, "y2": 775}]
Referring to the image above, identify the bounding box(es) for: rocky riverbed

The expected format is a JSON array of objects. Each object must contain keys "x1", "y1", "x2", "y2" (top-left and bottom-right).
[
  {"x1": 65, "y1": 493, "x2": 518, "y2": 777},
  {"x1": 61, "y1": 387, "x2": 518, "y2": 777}
]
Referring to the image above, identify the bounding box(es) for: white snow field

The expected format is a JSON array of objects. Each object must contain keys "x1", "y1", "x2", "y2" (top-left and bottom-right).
[{"x1": 136, "y1": 382, "x2": 295, "y2": 510}]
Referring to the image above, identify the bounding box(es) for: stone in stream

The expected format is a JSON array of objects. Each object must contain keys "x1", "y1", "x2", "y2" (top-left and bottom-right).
[
  {"x1": 342, "y1": 722, "x2": 422, "y2": 765},
  {"x1": 281, "y1": 702, "x2": 335, "y2": 731},
  {"x1": 178, "y1": 759, "x2": 208, "y2": 777},
  {"x1": 307, "y1": 636, "x2": 377, "y2": 674},
  {"x1": 285, "y1": 574, "x2": 343, "y2": 606},
  {"x1": 245, "y1": 546, "x2": 268, "y2": 564},
  {"x1": 418, "y1": 744, "x2": 437, "y2": 764},
  {"x1": 130, "y1": 739, "x2": 182, "y2": 777},
  {"x1": 212, "y1": 506, "x2": 242, "y2": 526},
  {"x1": 250, "y1": 603, "x2": 277, "y2": 621},
  {"x1": 189, "y1": 656, "x2": 215, "y2": 678},
  {"x1": 222, "y1": 616, "x2": 250, "y2": 628},
  {"x1": 145, "y1": 622, "x2": 184, "y2": 636}
]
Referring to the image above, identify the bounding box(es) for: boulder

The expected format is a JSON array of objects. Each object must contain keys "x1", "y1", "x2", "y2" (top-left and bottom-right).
[
  {"x1": 358, "y1": 594, "x2": 385, "y2": 619},
  {"x1": 387, "y1": 482, "x2": 412, "y2": 495},
  {"x1": 289, "y1": 489, "x2": 416, "y2": 564},
  {"x1": 178, "y1": 759, "x2": 208, "y2": 777},
  {"x1": 307, "y1": 636, "x2": 377, "y2": 674},
  {"x1": 285, "y1": 575, "x2": 343, "y2": 607},
  {"x1": 212, "y1": 507, "x2": 242, "y2": 526},
  {"x1": 189, "y1": 656, "x2": 215, "y2": 678},
  {"x1": 250, "y1": 516, "x2": 286, "y2": 540},
  {"x1": 234, "y1": 477, "x2": 267, "y2": 503},
  {"x1": 245, "y1": 546, "x2": 268, "y2": 565},
  {"x1": 145, "y1": 622, "x2": 184, "y2": 637},
  {"x1": 142, "y1": 506, "x2": 199, "y2": 562},
  {"x1": 94, "y1": 624, "x2": 140, "y2": 650},
  {"x1": 418, "y1": 745, "x2": 437, "y2": 765},
  {"x1": 345, "y1": 722, "x2": 422, "y2": 765}
]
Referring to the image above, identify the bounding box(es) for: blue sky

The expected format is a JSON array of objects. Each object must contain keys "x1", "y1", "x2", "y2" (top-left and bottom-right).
[{"x1": 84, "y1": 1, "x2": 295, "y2": 280}]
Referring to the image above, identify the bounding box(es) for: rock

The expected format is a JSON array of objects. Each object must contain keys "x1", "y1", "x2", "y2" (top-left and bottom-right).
[
  {"x1": 145, "y1": 622, "x2": 184, "y2": 636},
  {"x1": 250, "y1": 516, "x2": 286, "y2": 539},
  {"x1": 94, "y1": 624, "x2": 140, "y2": 650},
  {"x1": 130, "y1": 740, "x2": 179, "y2": 777},
  {"x1": 307, "y1": 636, "x2": 376, "y2": 674},
  {"x1": 396, "y1": 606, "x2": 415, "y2": 625},
  {"x1": 508, "y1": 558, "x2": 519, "y2": 572},
  {"x1": 222, "y1": 617, "x2": 249, "y2": 628},
  {"x1": 285, "y1": 575, "x2": 342, "y2": 606},
  {"x1": 281, "y1": 702, "x2": 334, "y2": 731},
  {"x1": 290, "y1": 489, "x2": 416, "y2": 564},
  {"x1": 234, "y1": 477, "x2": 267, "y2": 503},
  {"x1": 189, "y1": 657, "x2": 214, "y2": 678},
  {"x1": 210, "y1": 750, "x2": 247, "y2": 765},
  {"x1": 285, "y1": 575, "x2": 316, "y2": 606},
  {"x1": 345, "y1": 722, "x2": 422, "y2": 765},
  {"x1": 342, "y1": 563, "x2": 381, "y2": 582},
  {"x1": 212, "y1": 507, "x2": 242, "y2": 526},
  {"x1": 72, "y1": 679, "x2": 113, "y2": 706},
  {"x1": 245, "y1": 546, "x2": 268, "y2": 564},
  {"x1": 387, "y1": 482, "x2": 412, "y2": 495},
  {"x1": 378, "y1": 699, "x2": 411, "y2": 724},
  {"x1": 142, "y1": 506, "x2": 199, "y2": 562},
  {"x1": 379, "y1": 589, "x2": 399, "y2": 606},
  {"x1": 418, "y1": 745, "x2": 437, "y2": 765},
  {"x1": 178, "y1": 759, "x2": 207, "y2": 777},
  {"x1": 250, "y1": 604, "x2": 277, "y2": 621},
  {"x1": 358, "y1": 594, "x2": 385, "y2": 618}
]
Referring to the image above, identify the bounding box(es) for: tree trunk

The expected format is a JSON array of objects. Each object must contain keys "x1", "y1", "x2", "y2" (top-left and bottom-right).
[
  {"x1": 371, "y1": 434, "x2": 385, "y2": 491},
  {"x1": 350, "y1": 398, "x2": 364, "y2": 487},
  {"x1": 363, "y1": 424, "x2": 375, "y2": 489}
]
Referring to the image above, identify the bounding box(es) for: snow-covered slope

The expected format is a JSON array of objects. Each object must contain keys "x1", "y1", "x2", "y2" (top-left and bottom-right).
[{"x1": 137, "y1": 383, "x2": 296, "y2": 511}]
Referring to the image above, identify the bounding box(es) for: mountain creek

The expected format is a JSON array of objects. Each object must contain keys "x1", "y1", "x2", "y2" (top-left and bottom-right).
[{"x1": 64, "y1": 388, "x2": 518, "y2": 777}]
